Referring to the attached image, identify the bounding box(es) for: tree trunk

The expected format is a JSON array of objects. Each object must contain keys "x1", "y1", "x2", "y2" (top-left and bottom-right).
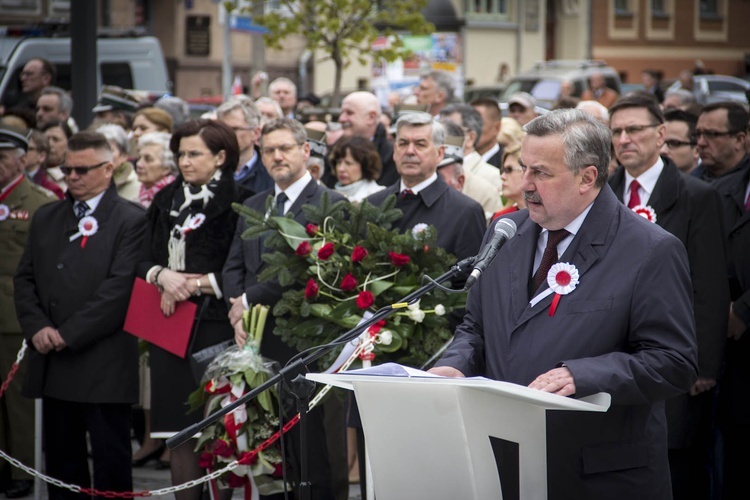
[{"x1": 331, "y1": 43, "x2": 343, "y2": 108}]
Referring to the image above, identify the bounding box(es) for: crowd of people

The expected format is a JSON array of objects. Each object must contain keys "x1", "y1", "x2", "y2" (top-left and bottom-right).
[{"x1": 0, "y1": 56, "x2": 748, "y2": 500}]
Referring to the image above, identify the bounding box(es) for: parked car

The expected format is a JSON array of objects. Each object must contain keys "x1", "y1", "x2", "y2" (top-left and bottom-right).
[
  {"x1": 463, "y1": 83, "x2": 506, "y2": 103},
  {"x1": 500, "y1": 60, "x2": 622, "y2": 109},
  {"x1": 667, "y1": 74, "x2": 750, "y2": 105}
]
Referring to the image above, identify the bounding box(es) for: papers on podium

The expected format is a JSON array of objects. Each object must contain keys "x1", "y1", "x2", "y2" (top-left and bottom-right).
[{"x1": 123, "y1": 277, "x2": 197, "y2": 358}]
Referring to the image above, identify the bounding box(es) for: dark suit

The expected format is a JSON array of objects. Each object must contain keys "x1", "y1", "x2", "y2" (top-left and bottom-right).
[
  {"x1": 373, "y1": 123, "x2": 399, "y2": 187},
  {"x1": 222, "y1": 178, "x2": 345, "y2": 499},
  {"x1": 234, "y1": 147, "x2": 273, "y2": 195},
  {"x1": 435, "y1": 185, "x2": 698, "y2": 499},
  {"x1": 14, "y1": 184, "x2": 146, "y2": 498},
  {"x1": 610, "y1": 159, "x2": 729, "y2": 498},
  {"x1": 366, "y1": 176, "x2": 486, "y2": 261},
  {"x1": 713, "y1": 162, "x2": 750, "y2": 499}
]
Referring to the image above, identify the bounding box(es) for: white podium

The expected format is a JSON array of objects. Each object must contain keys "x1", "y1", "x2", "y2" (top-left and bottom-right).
[{"x1": 308, "y1": 368, "x2": 610, "y2": 500}]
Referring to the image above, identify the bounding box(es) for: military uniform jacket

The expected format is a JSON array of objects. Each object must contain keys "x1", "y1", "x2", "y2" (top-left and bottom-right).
[
  {"x1": 0, "y1": 178, "x2": 56, "y2": 335},
  {"x1": 14, "y1": 184, "x2": 146, "y2": 403}
]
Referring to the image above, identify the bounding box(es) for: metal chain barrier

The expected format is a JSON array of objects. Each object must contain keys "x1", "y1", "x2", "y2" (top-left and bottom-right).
[{"x1": 0, "y1": 336, "x2": 377, "y2": 497}]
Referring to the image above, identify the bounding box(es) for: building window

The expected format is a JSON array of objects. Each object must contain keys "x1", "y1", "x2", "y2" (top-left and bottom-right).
[
  {"x1": 700, "y1": 0, "x2": 719, "y2": 17},
  {"x1": 651, "y1": 0, "x2": 665, "y2": 15},
  {"x1": 466, "y1": 0, "x2": 508, "y2": 16},
  {"x1": 0, "y1": 0, "x2": 41, "y2": 14},
  {"x1": 614, "y1": 0, "x2": 631, "y2": 15}
]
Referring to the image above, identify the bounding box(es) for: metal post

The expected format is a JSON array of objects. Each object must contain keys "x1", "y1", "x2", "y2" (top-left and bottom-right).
[
  {"x1": 33, "y1": 399, "x2": 41, "y2": 500},
  {"x1": 221, "y1": 3, "x2": 233, "y2": 100},
  {"x1": 70, "y1": 0, "x2": 98, "y2": 130}
]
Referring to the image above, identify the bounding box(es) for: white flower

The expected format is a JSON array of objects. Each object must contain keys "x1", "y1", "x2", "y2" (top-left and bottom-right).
[
  {"x1": 412, "y1": 223, "x2": 429, "y2": 238},
  {"x1": 407, "y1": 299, "x2": 421, "y2": 311},
  {"x1": 376, "y1": 330, "x2": 393, "y2": 345},
  {"x1": 407, "y1": 309, "x2": 426, "y2": 323},
  {"x1": 434, "y1": 304, "x2": 446, "y2": 316}
]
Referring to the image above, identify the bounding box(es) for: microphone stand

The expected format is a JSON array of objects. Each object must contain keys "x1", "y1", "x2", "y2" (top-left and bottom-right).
[{"x1": 166, "y1": 256, "x2": 475, "y2": 500}]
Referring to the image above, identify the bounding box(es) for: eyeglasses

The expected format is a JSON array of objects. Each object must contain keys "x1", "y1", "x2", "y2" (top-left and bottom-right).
[
  {"x1": 691, "y1": 129, "x2": 739, "y2": 141},
  {"x1": 663, "y1": 139, "x2": 695, "y2": 149},
  {"x1": 261, "y1": 143, "x2": 301, "y2": 156},
  {"x1": 60, "y1": 161, "x2": 108, "y2": 176},
  {"x1": 611, "y1": 124, "x2": 659, "y2": 137},
  {"x1": 501, "y1": 166, "x2": 523, "y2": 174}
]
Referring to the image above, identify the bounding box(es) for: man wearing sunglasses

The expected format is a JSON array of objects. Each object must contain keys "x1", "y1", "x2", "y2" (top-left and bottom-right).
[
  {"x1": 14, "y1": 131, "x2": 146, "y2": 499},
  {"x1": 608, "y1": 93, "x2": 729, "y2": 499}
]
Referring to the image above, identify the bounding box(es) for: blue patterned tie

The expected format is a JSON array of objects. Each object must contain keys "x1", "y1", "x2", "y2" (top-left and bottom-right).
[{"x1": 75, "y1": 201, "x2": 90, "y2": 220}]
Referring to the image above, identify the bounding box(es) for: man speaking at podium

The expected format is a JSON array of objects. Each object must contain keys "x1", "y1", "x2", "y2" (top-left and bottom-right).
[{"x1": 430, "y1": 109, "x2": 698, "y2": 499}]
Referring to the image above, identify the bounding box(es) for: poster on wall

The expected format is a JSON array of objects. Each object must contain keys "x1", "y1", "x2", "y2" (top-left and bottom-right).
[{"x1": 371, "y1": 33, "x2": 463, "y2": 111}]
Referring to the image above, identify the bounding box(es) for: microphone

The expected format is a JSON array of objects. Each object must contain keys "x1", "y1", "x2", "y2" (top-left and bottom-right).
[{"x1": 464, "y1": 218, "x2": 517, "y2": 290}]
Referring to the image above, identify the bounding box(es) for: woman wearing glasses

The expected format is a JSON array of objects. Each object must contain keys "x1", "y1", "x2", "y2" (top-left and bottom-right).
[
  {"x1": 137, "y1": 119, "x2": 246, "y2": 500},
  {"x1": 494, "y1": 141, "x2": 526, "y2": 218}
]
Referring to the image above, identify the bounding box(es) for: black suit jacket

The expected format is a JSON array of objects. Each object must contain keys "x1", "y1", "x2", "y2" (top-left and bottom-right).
[
  {"x1": 436, "y1": 185, "x2": 697, "y2": 499},
  {"x1": 373, "y1": 123, "x2": 399, "y2": 187},
  {"x1": 222, "y1": 178, "x2": 346, "y2": 364},
  {"x1": 366, "y1": 176, "x2": 486, "y2": 261},
  {"x1": 610, "y1": 158, "x2": 730, "y2": 447},
  {"x1": 14, "y1": 184, "x2": 146, "y2": 403},
  {"x1": 234, "y1": 148, "x2": 273, "y2": 195},
  {"x1": 713, "y1": 161, "x2": 750, "y2": 424}
]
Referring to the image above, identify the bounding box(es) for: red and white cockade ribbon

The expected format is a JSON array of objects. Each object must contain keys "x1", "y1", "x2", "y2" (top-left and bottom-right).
[
  {"x1": 529, "y1": 262, "x2": 580, "y2": 316},
  {"x1": 631, "y1": 204, "x2": 657, "y2": 223},
  {"x1": 183, "y1": 213, "x2": 206, "y2": 234},
  {"x1": 0, "y1": 204, "x2": 9, "y2": 221},
  {"x1": 69, "y1": 216, "x2": 99, "y2": 248}
]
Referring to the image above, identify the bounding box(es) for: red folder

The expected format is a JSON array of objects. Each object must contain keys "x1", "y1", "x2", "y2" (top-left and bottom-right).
[{"x1": 123, "y1": 277, "x2": 197, "y2": 358}]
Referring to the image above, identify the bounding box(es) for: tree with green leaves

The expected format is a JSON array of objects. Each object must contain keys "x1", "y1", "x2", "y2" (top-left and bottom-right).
[{"x1": 235, "y1": 0, "x2": 434, "y2": 107}]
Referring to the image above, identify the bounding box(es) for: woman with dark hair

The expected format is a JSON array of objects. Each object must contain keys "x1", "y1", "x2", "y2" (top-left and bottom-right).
[
  {"x1": 329, "y1": 136, "x2": 385, "y2": 202},
  {"x1": 137, "y1": 119, "x2": 245, "y2": 499}
]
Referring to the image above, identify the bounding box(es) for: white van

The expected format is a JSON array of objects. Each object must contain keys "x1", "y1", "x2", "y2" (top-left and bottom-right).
[{"x1": 0, "y1": 34, "x2": 170, "y2": 106}]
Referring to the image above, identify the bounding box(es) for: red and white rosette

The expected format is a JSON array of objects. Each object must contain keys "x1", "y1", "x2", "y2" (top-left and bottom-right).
[
  {"x1": 0, "y1": 204, "x2": 9, "y2": 221},
  {"x1": 183, "y1": 213, "x2": 206, "y2": 234},
  {"x1": 546, "y1": 262, "x2": 579, "y2": 317},
  {"x1": 631, "y1": 204, "x2": 657, "y2": 224},
  {"x1": 69, "y1": 216, "x2": 99, "y2": 248}
]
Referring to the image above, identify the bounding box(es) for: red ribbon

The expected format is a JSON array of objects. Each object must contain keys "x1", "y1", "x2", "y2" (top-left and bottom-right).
[
  {"x1": 81, "y1": 236, "x2": 88, "y2": 249},
  {"x1": 549, "y1": 293, "x2": 561, "y2": 317}
]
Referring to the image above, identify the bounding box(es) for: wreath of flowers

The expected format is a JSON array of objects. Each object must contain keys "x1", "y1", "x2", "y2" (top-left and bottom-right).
[
  {"x1": 188, "y1": 304, "x2": 288, "y2": 496},
  {"x1": 232, "y1": 193, "x2": 466, "y2": 369}
]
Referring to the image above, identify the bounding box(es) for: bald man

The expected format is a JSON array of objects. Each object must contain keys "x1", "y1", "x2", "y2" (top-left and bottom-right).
[{"x1": 338, "y1": 91, "x2": 398, "y2": 186}]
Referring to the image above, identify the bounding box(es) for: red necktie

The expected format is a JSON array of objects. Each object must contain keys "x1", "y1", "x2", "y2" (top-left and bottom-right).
[
  {"x1": 530, "y1": 229, "x2": 570, "y2": 296},
  {"x1": 400, "y1": 189, "x2": 415, "y2": 199},
  {"x1": 627, "y1": 180, "x2": 641, "y2": 209}
]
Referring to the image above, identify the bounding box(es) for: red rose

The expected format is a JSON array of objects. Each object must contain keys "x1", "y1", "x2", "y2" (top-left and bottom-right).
[
  {"x1": 272, "y1": 463, "x2": 284, "y2": 478},
  {"x1": 226, "y1": 472, "x2": 246, "y2": 488},
  {"x1": 351, "y1": 246, "x2": 368, "y2": 263},
  {"x1": 317, "y1": 242, "x2": 335, "y2": 260},
  {"x1": 388, "y1": 251, "x2": 411, "y2": 266},
  {"x1": 238, "y1": 451, "x2": 258, "y2": 466},
  {"x1": 198, "y1": 452, "x2": 213, "y2": 469},
  {"x1": 305, "y1": 278, "x2": 319, "y2": 299},
  {"x1": 340, "y1": 273, "x2": 358, "y2": 292},
  {"x1": 212, "y1": 439, "x2": 233, "y2": 458},
  {"x1": 305, "y1": 223, "x2": 319, "y2": 236},
  {"x1": 295, "y1": 241, "x2": 312, "y2": 256},
  {"x1": 356, "y1": 290, "x2": 374, "y2": 309}
]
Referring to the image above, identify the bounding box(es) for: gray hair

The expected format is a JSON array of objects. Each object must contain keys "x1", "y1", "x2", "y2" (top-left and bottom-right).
[
  {"x1": 524, "y1": 109, "x2": 611, "y2": 187},
  {"x1": 440, "y1": 103, "x2": 483, "y2": 148},
  {"x1": 255, "y1": 97, "x2": 283, "y2": 119},
  {"x1": 40, "y1": 86, "x2": 73, "y2": 114},
  {"x1": 96, "y1": 123, "x2": 129, "y2": 155},
  {"x1": 424, "y1": 71, "x2": 455, "y2": 103},
  {"x1": 395, "y1": 112, "x2": 445, "y2": 146},
  {"x1": 664, "y1": 89, "x2": 697, "y2": 106},
  {"x1": 260, "y1": 118, "x2": 307, "y2": 145},
  {"x1": 155, "y1": 96, "x2": 190, "y2": 127},
  {"x1": 269, "y1": 77, "x2": 297, "y2": 97},
  {"x1": 138, "y1": 131, "x2": 176, "y2": 174},
  {"x1": 216, "y1": 98, "x2": 262, "y2": 129}
]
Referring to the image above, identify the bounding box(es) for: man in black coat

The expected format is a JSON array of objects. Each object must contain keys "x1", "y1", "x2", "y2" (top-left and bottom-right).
[
  {"x1": 366, "y1": 112, "x2": 486, "y2": 262},
  {"x1": 691, "y1": 101, "x2": 749, "y2": 182},
  {"x1": 217, "y1": 98, "x2": 273, "y2": 195},
  {"x1": 14, "y1": 131, "x2": 146, "y2": 499},
  {"x1": 608, "y1": 94, "x2": 729, "y2": 499},
  {"x1": 222, "y1": 118, "x2": 346, "y2": 500}
]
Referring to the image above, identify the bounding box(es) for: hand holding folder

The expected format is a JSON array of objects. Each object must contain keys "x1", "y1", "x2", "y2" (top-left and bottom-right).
[{"x1": 123, "y1": 277, "x2": 197, "y2": 358}]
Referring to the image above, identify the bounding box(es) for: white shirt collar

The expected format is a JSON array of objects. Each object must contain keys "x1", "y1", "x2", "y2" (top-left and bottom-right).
[
  {"x1": 481, "y1": 143, "x2": 500, "y2": 163},
  {"x1": 75, "y1": 189, "x2": 106, "y2": 216},
  {"x1": 274, "y1": 171, "x2": 312, "y2": 213},
  {"x1": 400, "y1": 173, "x2": 438, "y2": 195},
  {"x1": 536, "y1": 200, "x2": 595, "y2": 266},
  {"x1": 623, "y1": 156, "x2": 664, "y2": 206}
]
